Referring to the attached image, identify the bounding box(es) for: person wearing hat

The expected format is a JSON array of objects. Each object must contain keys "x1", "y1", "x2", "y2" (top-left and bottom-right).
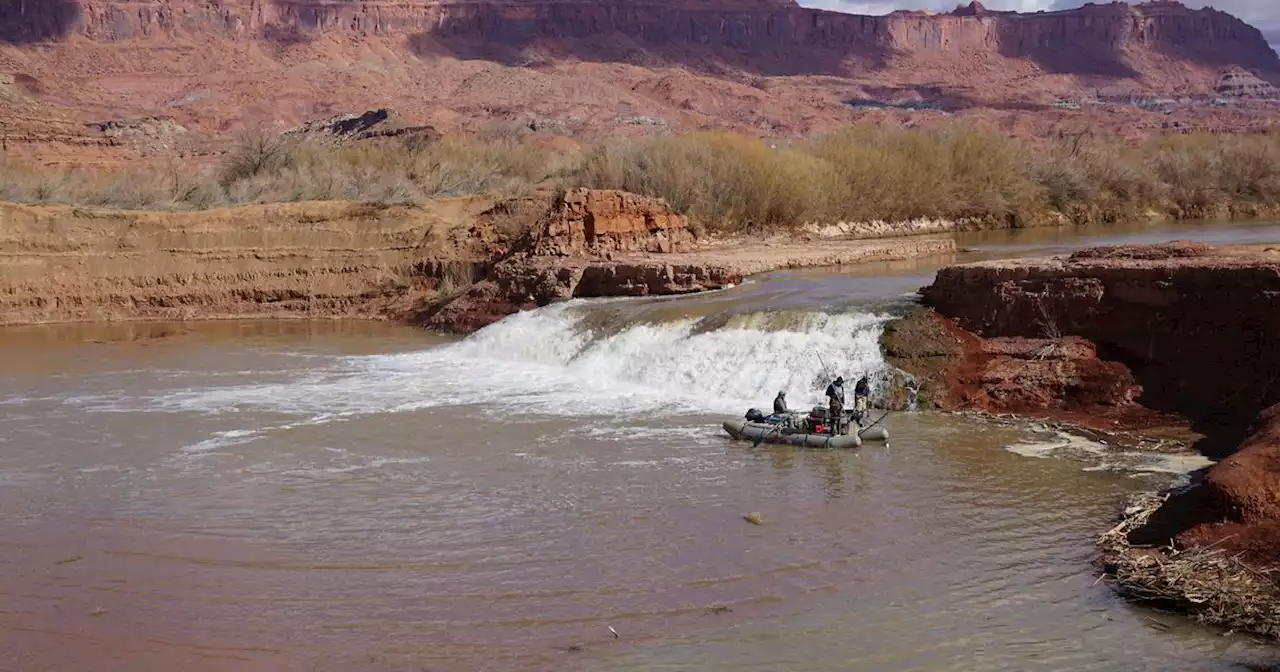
[{"x1": 773, "y1": 390, "x2": 790, "y2": 415}]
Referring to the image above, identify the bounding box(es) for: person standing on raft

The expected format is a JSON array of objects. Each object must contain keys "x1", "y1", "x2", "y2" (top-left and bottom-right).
[
  {"x1": 825, "y1": 376, "x2": 845, "y2": 435},
  {"x1": 852, "y1": 375, "x2": 871, "y2": 425}
]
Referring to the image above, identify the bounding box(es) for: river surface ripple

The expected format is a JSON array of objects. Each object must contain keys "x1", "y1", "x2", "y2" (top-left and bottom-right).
[{"x1": 2, "y1": 220, "x2": 1279, "y2": 672}]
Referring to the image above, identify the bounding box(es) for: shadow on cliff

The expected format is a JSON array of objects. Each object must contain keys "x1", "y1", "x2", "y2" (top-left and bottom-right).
[
  {"x1": 411, "y1": 8, "x2": 891, "y2": 78},
  {"x1": 0, "y1": 0, "x2": 80, "y2": 44},
  {"x1": 1090, "y1": 338, "x2": 1277, "y2": 461},
  {"x1": 994, "y1": 5, "x2": 1280, "y2": 81},
  {"x1": 1145, "y1": 8, "x2": 1280, "y2": 78},
  {"x1": 995, "y1": 20, "x2": 1139, "y2": 79}
]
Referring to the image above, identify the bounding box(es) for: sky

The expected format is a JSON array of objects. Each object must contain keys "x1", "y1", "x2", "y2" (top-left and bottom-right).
[{"x1": 798, "y1": 0, "x2": 1280, "y2": 50}]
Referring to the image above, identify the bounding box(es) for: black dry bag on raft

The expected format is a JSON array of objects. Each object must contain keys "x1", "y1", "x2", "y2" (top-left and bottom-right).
[{"x1": 744, "y1": 408, "x2": 765, "y2": 423}]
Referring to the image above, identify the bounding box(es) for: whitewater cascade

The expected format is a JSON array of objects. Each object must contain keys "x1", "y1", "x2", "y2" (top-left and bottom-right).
[
  {"x1": 450, "y1": 301, "x2": 894, "y2": 414},
  {"x1": 96, "y1": 300, "x2": 898, "y2": 422}
]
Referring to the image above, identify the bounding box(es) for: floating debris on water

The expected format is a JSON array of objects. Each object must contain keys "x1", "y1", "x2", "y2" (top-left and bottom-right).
[
  {"x1": 55, "y1": 555, "x2": 82, "y2": 565},
  {"x1": 1097, "y1": 491, "x2": 1280, "y2": 640},
  {"x1": 743, "y1": 512, "x2": 764, "y2": 525}
]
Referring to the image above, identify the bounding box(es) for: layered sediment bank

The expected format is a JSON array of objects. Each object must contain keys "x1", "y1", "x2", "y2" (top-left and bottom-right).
[
  {"x1": 889, "y1": 240, "x2": 1280, "y2": 637},
  {"x1": 0, "y1": 189, "x2": 956, "y2": 330}
]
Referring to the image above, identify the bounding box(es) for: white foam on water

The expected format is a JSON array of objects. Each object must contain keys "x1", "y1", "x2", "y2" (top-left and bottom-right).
[
  {"x1": 183, "y1": 428, "x2": 264, "y2": 453},
  {"x1": 1083, "y1": 452, "x2": 1215, "y2": 475},
  {"x1": 75, "y1": 464, "x2": 130, "y2": 474},
  {"x1": 570, "y1": 425, "x2": 715, "y2": 444},
  {"x1": 100, "y1": 301, "x2": 892, "y2": 429},
  {"x1": 1005, "y1": 430, "x2": 1214, "y2": 476},
  {"x1": 367, "y1": 456, "x2": 431, "y2": 469},
  {"x1": 1004, "y1": 433, "x2": 1099, "y2": 460},
  {"x1": 48, "y1": 300, "x2": 895, "y2": 467}
]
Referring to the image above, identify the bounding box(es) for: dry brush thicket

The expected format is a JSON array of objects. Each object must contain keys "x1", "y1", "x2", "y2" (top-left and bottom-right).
[{"x1": 3, "y1": 126, "x2": 1279, "y2": 231}]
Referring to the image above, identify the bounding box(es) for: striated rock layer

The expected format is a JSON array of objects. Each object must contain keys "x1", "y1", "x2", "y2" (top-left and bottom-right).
[
  {"x1": 11, "y1": 0, "x2": 1275, "y2": 76},
  {"x1": 2, "y1": 0, "x2": 1279, "y2": 155},
  {"x1": 0, "y1": 188, "x2": 957, "y2": 331},
  {"x1": 0, "y1": 198, "x2": 506, "y2": 324},
  {"x1": 903, "y1": 240, "x2": 1280, "y2": 573}
]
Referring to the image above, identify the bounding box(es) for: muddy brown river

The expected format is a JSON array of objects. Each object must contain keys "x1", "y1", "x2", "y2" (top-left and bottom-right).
[{"x1": 3, "y1": 220, "x2": 1280, "y2": 671}]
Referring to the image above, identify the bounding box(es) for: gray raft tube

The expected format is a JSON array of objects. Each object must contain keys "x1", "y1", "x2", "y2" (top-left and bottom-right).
[{"x1": 722, "y1": 420, "x2": 889, "y2": 448}]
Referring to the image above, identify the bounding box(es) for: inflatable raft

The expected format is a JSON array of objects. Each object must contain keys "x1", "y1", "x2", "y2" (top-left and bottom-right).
[{"x1": 722, "y1": 420, "x2": 889, "y2": 449}]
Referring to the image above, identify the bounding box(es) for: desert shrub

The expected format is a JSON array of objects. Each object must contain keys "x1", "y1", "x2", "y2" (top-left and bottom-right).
[
  {"x1": 574, "y1": 131, "x2": 844, "y2": 233},
  {"x1": 1030, "y1": 136, "x2": 1160, "y2": 224},
  {"x1": 576, "y1": 125, "x2": 1042, "y2": 230},
  {"x1": 220, "y1": 132, "x2": 561, "y2": 205},
  {"x1": 1146, "y1": 133, "x2": 1280, "y2": 217},
  {"x1": 0, "y1": 123, "x2": 1278, "y2": 231},
  {"x1": 806, "y1": 125, "x2": 1042, "y2": 224}
]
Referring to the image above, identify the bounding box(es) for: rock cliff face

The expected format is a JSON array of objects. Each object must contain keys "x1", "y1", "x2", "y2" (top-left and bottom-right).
[
  {"x1": 2, "y1": 0, "x2": 1278, "y2": 152},
  {"x1": 919, "y1": 241, "x2": 1280, "y2": 428},
  {"x1": 906, "y1": 240, "x2": 1280, "y2": 575},
  {"x1": 531, "y1": 188, "x2": 693, "y2": 257},
  {"x1": 9, "y1": 0, "x2": 1275, "y2": 79}
]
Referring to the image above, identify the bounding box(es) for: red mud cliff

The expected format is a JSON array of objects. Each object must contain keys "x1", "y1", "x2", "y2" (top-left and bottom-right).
[
  {"x1": 919, "y1": 241, "x2": 1280, "y2": 428},
  {"x1": 916, "y1": 241, "x2": 1280, "y2": 569}
]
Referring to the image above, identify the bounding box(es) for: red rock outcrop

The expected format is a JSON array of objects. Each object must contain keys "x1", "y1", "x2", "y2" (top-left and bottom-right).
[
  {"x1": 906, "y1": 240, "x2": 1280, "y2": 575},
  {"x1": 531, "y1": 188, "x2": 693, "y2": 257},
  {"x1": 424, "y1": 187, "x2": 717, "y2": 331},
  {"x1": 1178, "y1": 404, "x2": 1280, "y2": 566},
  {"x1": 423, "y1": 187, "x2": 958, "y2": 333},
  {"x1": 919, "y1": 241, "x2": 1280, "y2": 428},
  {"x1": 881, "y1": 305, "x2": 1166, "y2": 431}
]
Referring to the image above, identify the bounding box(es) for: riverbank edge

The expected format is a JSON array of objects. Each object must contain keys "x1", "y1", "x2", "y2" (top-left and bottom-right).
[
  {"x1": 0, "y1": 191, "x2": 963, "y2": 330},
  {"x1": 5, "y1": 187, "x2": 1280, "y2": 330},
  {"x1": 883, "y1": 241, "x2": 1280, "y2": 641},
  {"x1": 1096, "y1": 490, "x2": 1280, "y2": 640}
]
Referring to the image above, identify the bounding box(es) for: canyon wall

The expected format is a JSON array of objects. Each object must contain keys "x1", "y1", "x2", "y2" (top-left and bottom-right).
[
  {"x1": 2, "y1": 0, "x2": 1276, "y2": 78},
  {"x1": 3, "y1": 0, "x2": 1278, "y2": 154}
]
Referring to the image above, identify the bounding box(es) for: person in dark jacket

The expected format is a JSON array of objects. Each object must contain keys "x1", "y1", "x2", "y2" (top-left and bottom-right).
[
  {"x1": 824, "y1": 376, "x2": 845, "y2": 435},
  {"x1": 852, "y1": 375, "x2": 871, "y2": 424},
  {"x1": 773, "y1": 391, "x2": 789, "y2": 415}
]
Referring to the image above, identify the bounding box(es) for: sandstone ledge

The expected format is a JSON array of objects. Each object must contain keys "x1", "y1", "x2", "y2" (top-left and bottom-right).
[{"x1": 423, "y1": 236, "x2": 956, "y2": 333}]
